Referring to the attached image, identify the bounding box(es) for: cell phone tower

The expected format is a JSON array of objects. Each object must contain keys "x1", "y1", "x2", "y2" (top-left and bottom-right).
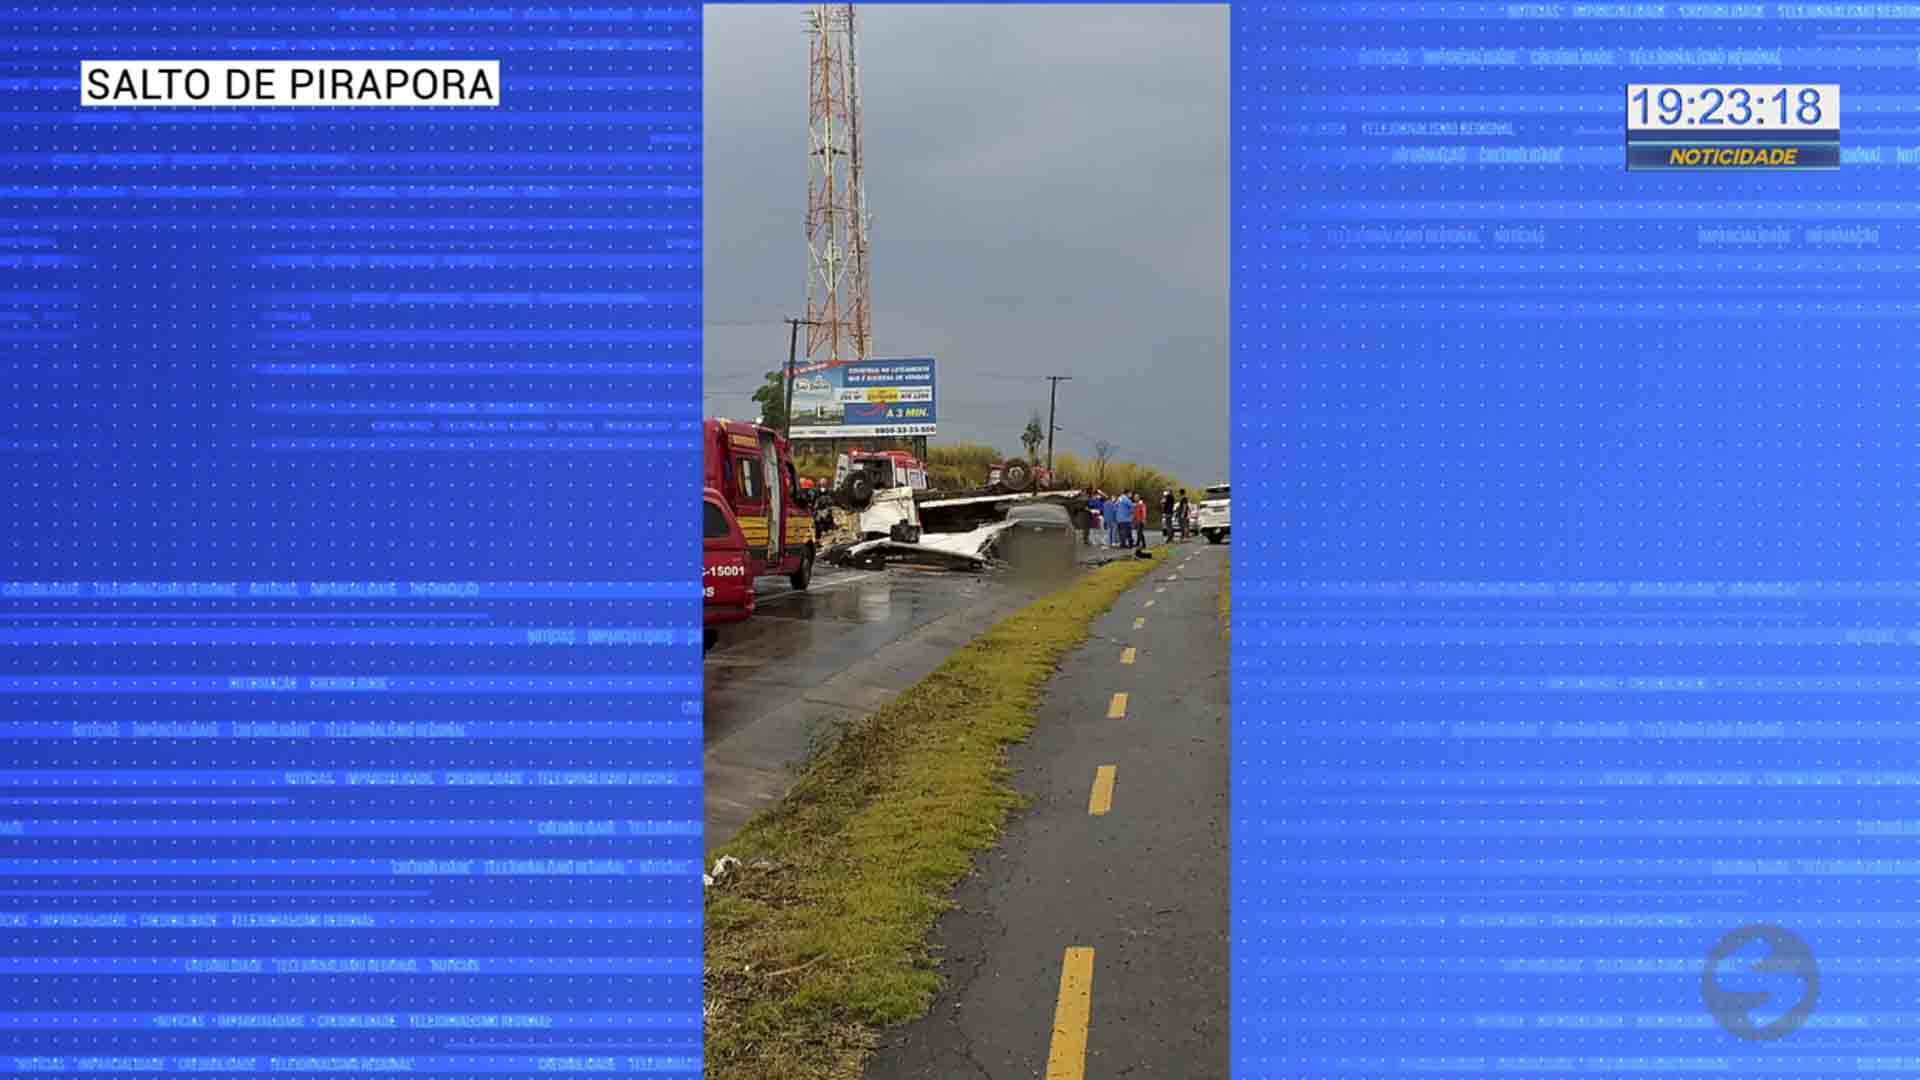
[{"x1": 804, "y1": 2, "x2": 872, "y2": 368}]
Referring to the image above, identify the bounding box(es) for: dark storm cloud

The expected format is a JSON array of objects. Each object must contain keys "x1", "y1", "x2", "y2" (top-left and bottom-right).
[{"x1": 704, "y1": 4, "x2": 1228, "y2": 485}]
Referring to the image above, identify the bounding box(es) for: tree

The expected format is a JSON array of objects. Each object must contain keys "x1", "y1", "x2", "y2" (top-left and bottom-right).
[
  {"x1": 750, "y1": 370, "x2": 788, "y2": 431},
  {"x1": 1020, "y1": 413, "x2": 1045, "y2": 460},
  {"x1": 1093, "y1": 440, "x2": 1116, "y2": 488}
]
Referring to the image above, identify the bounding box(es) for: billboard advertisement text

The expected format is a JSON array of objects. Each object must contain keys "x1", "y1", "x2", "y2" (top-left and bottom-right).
[{"x1": 788, "y1": 357, "x2": 937, "y2": 439}]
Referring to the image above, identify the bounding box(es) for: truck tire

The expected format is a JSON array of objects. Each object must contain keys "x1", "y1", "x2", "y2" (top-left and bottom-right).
[
  {"x1": 789, "y1": 548, "x2": 814, "y2": 591},
  {"x1": 841, "y1": 473, "x2": 875, "y2": 511},
  {"x1": 703, "y1": 628, "x2": 718, "y2": 653},
  {"x1": 1001, "y1": 460, "x2": 1033, "y2": 492},
  {"x1": 1206, "y1": 530, "x2": 1223, "y2": 545}
]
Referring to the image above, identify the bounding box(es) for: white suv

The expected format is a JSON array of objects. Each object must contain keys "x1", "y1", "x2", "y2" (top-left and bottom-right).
[{"x1": 1197, "y1": 483, "x2": 1230, "y2": 544}]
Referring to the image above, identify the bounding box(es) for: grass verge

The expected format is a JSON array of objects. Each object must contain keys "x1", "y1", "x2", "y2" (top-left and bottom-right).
[{"x1": 702, "y1": 549, "x2": 1165, "y2": 1080}]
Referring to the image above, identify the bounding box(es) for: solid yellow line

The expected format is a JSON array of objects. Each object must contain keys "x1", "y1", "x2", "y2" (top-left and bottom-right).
[
  {"x1": 1107, "y1": 692, "x2": 1128, "y2": 719},
  {"x1": 1044, "y1": 947, "x2": 1096, "y2": 1079},
  {"x1": 1088, "y1": 765, "x2": 1117, "y2": 815},
  {"x1": 1132, "y1": 617, "x2": 1146, "y2": 630},
  {"x1": 1120, "y1": 647, "x2": 1136, "y2": 666}
]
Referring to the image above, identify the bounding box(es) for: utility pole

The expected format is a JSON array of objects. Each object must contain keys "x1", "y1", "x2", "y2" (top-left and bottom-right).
[
  {"x1": 1044, "y1": 375, "x2": 1071, "y2": 472},
  {"x1": 782, "y1": 316, "x2": 824, "y2": 441}
]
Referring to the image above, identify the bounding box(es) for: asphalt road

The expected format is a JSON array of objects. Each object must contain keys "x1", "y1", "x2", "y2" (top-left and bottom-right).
[
  {"x1": 703, "y1": 564, "x2": 1035, "y2": 848},
  {"x1": 864, "y1": 540, "x2": 1231, "y2": 1080},
  {"x1": 703, "y1": 543, "x2": 1151, "y2": 850}
]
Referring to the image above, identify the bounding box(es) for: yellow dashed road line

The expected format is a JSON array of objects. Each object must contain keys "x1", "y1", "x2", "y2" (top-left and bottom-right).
[
  {"x1": 1132, "y1": 617, "x2": 1145, "y2": 630},
  {"x1": 1087, "y1": 765, "x2": 1117, "y2": 815},
  {"x1": 1044, "y1": 947, "x2": 1097, "y2": 1080},
  {"x1": 1120, "y1": 646, "x2": 1137, "y2": 665},
  {"x1": 1106, "y1": 692, "x2": 1128, "y2": 719}
]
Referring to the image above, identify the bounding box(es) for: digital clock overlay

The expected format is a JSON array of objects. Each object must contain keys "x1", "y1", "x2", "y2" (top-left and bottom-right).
[{"x1": 1627, "y1": 84, "x2": 1841, "y2": 169}]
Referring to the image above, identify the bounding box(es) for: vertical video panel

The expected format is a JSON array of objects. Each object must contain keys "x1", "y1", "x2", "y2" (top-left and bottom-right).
[
  {"x1": 701, "y1": 6, "x2": 1228, "y2": 1078},
  {"x1": 1237, "y1": 4, "x2": 1920, "y2": 1078},
  {"x1": 1, "y1": 8, "x2": 701, "y2": 1078}
]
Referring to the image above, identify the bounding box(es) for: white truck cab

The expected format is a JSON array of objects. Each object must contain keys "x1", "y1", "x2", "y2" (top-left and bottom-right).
[
  {"x1": 834, "y1": 450, "x2": 927, "y2": 542},
  {"x1": 1198, "y1": 482, "x2": 1230, "y2": 544}
]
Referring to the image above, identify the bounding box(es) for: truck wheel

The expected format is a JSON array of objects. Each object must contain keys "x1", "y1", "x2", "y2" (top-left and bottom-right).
[
  {"x1": 1001, "y1": 461, "x2": 1033, "y2": 492},
  {"x1": 703, "y1": 628, "x2": 718, "y2": 653},
  {"x1": 789, "y1": 549, "x2": 814, "y2": 591},
  {"x1": 1206, "y1": 530, "x2": 1223, "y2": 545},
  {"x1": 841, "y1": 474, "x2": 874, "y2": 511}
]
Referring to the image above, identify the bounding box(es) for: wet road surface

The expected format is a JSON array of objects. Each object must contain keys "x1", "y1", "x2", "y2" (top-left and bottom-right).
[
  {"x1": 863, "y1": 540, "x2": 1230, "y2": 1079},
  {"x1": 703, "y1": 564, "x2": 1034, "y2": 848},
  {"x1": 703, "y1": 542, "x2": 1145, "y2": 850}
]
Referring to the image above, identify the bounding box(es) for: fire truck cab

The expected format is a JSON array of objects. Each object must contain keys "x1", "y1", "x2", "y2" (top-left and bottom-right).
[{"x1": 703, "y1": 418, "x2": 818, "y2": 591}]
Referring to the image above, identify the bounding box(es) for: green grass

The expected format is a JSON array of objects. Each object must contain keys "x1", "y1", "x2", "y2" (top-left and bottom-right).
[{"x1": 702, "y1": 550, "x2": 1166, "y2": 1080}]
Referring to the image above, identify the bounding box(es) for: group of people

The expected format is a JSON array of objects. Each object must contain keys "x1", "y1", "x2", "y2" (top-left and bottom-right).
[{"x1": 1085, "y1": 488, "x2": 1195, "y2": 548}]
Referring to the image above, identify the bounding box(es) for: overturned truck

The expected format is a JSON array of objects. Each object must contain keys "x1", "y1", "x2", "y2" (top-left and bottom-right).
[{"x1": 824, "y1": 487, "x2": 1090, "y2": 572}]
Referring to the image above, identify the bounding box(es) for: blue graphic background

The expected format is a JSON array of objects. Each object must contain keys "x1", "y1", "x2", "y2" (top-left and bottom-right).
[
  {"x1": 1, "y1": 6, "x2": 700, "y2": 1076},
  {"x1": 1235, "y1": 5, "x2": 1920, "y2": 1077}
]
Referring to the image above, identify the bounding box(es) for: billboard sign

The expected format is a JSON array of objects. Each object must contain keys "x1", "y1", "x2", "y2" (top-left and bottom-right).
[{"x1": 787, "y1": 356, "x2": 936, "y2": 440}]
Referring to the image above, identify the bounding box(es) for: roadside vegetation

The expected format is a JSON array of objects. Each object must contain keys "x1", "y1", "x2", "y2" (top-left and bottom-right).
[
  {"x1": 702, "y1": 550, "x2": 1165, "y2": 1080},
  {"x1": 789, "y1": 437, "x2": 1203, "y2": 508}
]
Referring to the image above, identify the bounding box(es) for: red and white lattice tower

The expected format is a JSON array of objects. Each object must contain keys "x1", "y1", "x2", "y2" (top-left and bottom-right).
[{"x1": 804, "y1": 3, "x2": 872, "y2": 367}]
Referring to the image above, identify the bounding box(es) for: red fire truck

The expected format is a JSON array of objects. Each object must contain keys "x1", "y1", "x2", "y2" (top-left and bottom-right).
[
  {"x1": 702, "y1": 487, "x2": 754, "y2": 652},
  {"x1": 702, "y1": 418, "x2": 818, "y2": 592}
]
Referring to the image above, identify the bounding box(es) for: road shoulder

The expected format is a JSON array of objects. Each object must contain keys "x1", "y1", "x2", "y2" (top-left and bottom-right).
[{"x1": 863, "y1": 543, "x2": 1230, "y2": 1079}]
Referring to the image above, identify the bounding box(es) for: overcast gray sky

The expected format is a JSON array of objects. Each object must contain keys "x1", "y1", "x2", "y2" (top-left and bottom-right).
[{"x1": 703, "y1": 4, "x2": 1228, "y2": 485}]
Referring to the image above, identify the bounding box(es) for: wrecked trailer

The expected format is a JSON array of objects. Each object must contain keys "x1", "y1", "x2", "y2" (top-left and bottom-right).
[
  {"x1": 911, "y1": 488, "x2": 1087, "y2": 536},
  {"x1": 822, "y1": 521, "x2": 1015, "y2": 571},
  {"x1": 823, "y1": 494, "x2": 1093, "y2": 574}
]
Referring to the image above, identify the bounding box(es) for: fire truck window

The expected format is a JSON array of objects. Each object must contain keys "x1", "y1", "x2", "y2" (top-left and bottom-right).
[
  {"x1": 703, "y1": 502, "x2": 729, "y2": 539},
  {"x1": 734, "y1": 456, "x2": 762, "y2": 500}
]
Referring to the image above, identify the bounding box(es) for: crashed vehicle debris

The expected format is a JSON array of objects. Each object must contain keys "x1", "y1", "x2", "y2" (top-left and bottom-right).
[
  {"x1": 823, "y1": 488, "x2": 1094, "y2": 573},
  {"x1": 832, "y1": 447, "x2": 928, "y2": 543},
  {"x1": 987, "y1": 457, "x2": 1052, "y2": 493}
]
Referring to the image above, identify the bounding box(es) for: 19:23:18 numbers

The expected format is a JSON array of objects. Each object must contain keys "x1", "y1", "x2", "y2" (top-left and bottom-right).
[{"x1": 1630, "y1": 86, "x2": 1824, "y2": 126}]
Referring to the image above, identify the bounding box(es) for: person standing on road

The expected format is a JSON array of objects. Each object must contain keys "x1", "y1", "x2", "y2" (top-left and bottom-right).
[
  {"x1": 1087, "y1": 490, "x2": 1106, "y2": 547},
  {"x1": 1177, "y1": 490, "x2": 1192, "y2": 540},
  {"x1": 1113, "y1": 490, "x2": 1132, "y2": 549},
  {"x1": 1132, "y1": 492, "x2": 1148, "y2": 549},
  {"x1": 1162, "y1": 489, "x2": 1176, "y2": 543}
]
